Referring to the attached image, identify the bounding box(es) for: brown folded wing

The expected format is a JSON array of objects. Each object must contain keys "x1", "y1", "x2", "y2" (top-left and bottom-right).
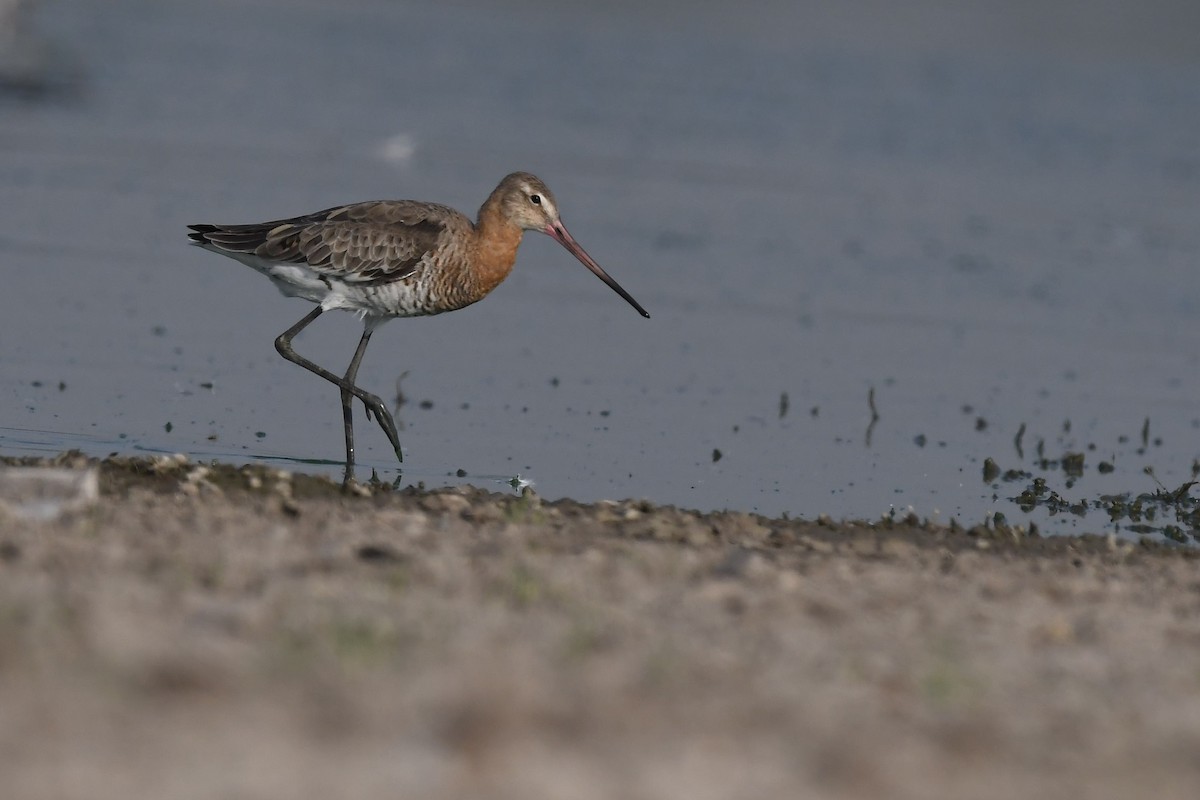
[{"x1": 188, "y1": 201, "x2": 462, "y2": 286}]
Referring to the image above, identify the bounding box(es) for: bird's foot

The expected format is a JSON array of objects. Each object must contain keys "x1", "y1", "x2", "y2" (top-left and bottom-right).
[{"x1": 360, "y1": 392, "x2": 403, "y2": 462}]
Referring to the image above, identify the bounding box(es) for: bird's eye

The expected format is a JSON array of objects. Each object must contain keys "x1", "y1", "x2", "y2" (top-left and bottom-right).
[{"x1": 530, "y1": 194, "x2": 542, "y2": 205}]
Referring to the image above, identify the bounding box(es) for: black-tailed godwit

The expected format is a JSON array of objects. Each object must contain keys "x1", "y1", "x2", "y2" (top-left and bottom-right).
[{"x1": 188, "y1": 172, "x2": 649, "y2": 485}]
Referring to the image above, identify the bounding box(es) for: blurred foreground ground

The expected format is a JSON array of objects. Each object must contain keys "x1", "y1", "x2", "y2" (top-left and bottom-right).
[{"x1": 0, "y1": 455, "x2": 1198, "y2": 799}]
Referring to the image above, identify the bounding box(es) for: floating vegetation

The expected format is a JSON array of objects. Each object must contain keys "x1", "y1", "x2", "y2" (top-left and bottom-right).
[
  {"x1": 1009, "y1": 449, "x2": 1087, "y2": 485},
  {"x1": 1013, "y1": 477, "x2": 1088, "y2": 517},
  {"x1": 982, "y1": 457, "x2": 1000, "y2": 483},
  {"x1": 1058, "y1": 452, "x2": 1085, "y2": 480},
  {"x1": 1095, "y1": 480, "x2": 1198, "y2": 543},
  {"x1": 985, "y1": 427, "x2": 1200, "y2": 543},
  {"x1": 1007, "y1": 473, "x2": 1199, "y2": 543}
]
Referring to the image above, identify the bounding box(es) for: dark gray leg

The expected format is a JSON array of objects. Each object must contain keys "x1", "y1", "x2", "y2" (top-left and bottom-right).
[
  {"x1": 274, "y1": 308, "x2": 404, "y2": 486},
  {"x1": 340, "y1": 327, "x2": 375, "y2": 481}
]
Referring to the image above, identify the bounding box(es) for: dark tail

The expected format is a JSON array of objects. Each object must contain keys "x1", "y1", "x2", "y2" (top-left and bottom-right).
[
  {"x1": 186, "y1": 222, "x2": 279, "y2": 253},
  {"x1": 186, "y1": 223, "x2": 219, "y2": 246}
]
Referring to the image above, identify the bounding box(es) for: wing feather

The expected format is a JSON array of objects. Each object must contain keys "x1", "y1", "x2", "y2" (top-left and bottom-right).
[{"x1": 188, "y1": 201, "x2": 462, "y2": 286}]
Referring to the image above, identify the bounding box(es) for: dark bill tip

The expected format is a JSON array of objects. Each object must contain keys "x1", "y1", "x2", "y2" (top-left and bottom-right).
[{"x1": 547, "y1": 222, "x2": 650, "y2": 319}]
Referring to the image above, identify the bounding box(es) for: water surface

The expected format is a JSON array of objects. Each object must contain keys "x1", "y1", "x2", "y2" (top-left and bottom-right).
[{"x1": 3, "y1": 0, "x2": 1199, "y2": 539}]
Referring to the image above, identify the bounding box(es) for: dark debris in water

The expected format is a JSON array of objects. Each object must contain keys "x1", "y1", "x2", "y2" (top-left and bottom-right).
[
  {"x1": 982, "y1": 458, "x2": 1000, "y2": 483},
  {"x1": 1013, "y1": 478, "x2": 1088, "y2": 518},
  {"x1": 1095, "y1": 482, "x2": 1199, "y2": 544},
  {"x1": 1058, "y1": 452, "x2": 1085, "y2": 480},
  {"x1": 985, "y1": 435, "x2": 1200, "y2": 543},
  {"x1": 1012, "y1": 479, "x2": 1200, "y2": 542},
  {"x1": 1000, "y1": 465, "x2": 1200, "y2": 544}
]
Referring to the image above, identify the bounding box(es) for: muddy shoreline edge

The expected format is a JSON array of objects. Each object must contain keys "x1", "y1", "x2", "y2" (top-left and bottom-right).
[
  {"x1": 3, "y1": 450, "x2": 1200, "y2": 797},
  {"x1": 3, "y1": 450, "x2": 1194, "y2": 558}
]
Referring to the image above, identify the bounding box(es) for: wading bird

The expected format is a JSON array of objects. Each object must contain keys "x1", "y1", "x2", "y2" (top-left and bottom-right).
[{"x1": 188, "y1": 172, "x2": 649, "y2": 485}]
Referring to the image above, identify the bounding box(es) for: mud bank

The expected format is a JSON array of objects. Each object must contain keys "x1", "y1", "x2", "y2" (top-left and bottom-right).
[{"x1": 0, "y1": 453, "x2": 1198, "y2": 799}]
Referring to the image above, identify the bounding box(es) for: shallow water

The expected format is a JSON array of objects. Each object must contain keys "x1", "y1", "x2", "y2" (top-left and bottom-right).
[{"x1": 2, "y1": 0, "x2": 1199, "y2": 539}]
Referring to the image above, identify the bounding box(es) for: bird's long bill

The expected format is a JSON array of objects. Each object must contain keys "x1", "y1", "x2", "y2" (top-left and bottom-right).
[{"x1": 546, "y1": 222, "x2": 650, "y2": 318}]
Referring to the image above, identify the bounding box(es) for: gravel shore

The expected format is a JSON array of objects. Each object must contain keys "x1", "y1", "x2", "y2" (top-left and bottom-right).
[{"x1": 1, "y1": 454, "x2": 1198, "y2": 799}]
